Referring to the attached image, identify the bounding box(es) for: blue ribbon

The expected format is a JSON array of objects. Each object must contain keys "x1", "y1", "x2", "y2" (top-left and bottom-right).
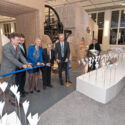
[
  {"x1": 0, "y1": 60, "x2": 71, "y2": 77},
  {"x1": 0, "y1": 65, "x2": 45, "y2": 77}
]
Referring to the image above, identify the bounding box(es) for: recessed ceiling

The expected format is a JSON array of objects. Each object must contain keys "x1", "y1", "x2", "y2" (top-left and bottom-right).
[{"x1": 45, "y1": 0, "x2": 125, "y2": 11}]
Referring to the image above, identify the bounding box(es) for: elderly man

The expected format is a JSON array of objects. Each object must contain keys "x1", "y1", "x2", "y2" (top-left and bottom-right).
[
  {"x1": 55, "y1": 34, "x2": 70, "y2": 85},
  {"x1": 41, "y1": 43, "x2": 55, "y2": 89},
  {"x1": 88, "y1": 38, "x2": 101, "y2": 71},
  {"x1": 89, "y1": 38, "x2": 101, "y2": 53},
  {"x1": 1, "y1": 32, "x2": 31, "y2": 106}
]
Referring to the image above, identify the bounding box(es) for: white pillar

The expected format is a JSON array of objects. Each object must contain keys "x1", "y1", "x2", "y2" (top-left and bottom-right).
[
  {"x1": 102, "y1": 10, "x2": 111, "y2": 51},
  {"x1": 0, "y1": 23, "x2": 4, "y2": 35}
]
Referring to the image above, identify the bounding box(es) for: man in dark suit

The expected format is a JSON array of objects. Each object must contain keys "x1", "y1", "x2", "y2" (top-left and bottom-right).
[
  {"x1": 88, "y1": 38, "x2": 101, "y2": 71},
  {"x1": 55, "y1": 34, "x2": 70, "y2": 85},
  {"x1": 42, "y1": 43, "x2": 55, "y2": 89},
  {"x1": 89, "y1": 38, "x2": 101, "y2": 52},
  {"x1": 15, "y1": 34, "x2": 28, "y2": 97}
]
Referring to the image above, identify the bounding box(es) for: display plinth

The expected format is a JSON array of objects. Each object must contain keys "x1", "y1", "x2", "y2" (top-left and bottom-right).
[
  {"x1": 76, "y1": 59, "x2": 125, "y2": 104},
  {"x1": 1, "y1": 112, "x2": 22, "y2": 125}
]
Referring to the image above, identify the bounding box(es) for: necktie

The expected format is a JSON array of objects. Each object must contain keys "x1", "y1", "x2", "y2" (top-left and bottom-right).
[
  {"x1": 61, "y1": 42, "x2": 64, "y2": 57},
  {"x1": 20, "y1": 45, "x2": 25, "y2": 54},
  {"x1": 16, "y1": 47, "x2": 18, "y2": 54},
  {"x1": 47, "y1": 51, "x2": 50, "y2": 62},
  {"x1": 93, "y1": 44, "x2": 96, "y2": 50}
]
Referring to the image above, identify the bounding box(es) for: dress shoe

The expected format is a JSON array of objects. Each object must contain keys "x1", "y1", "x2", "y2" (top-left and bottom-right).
[
  {"x1": 21, "y1": 93, "x2": 26, "y2": 98},
  {"x1": 47, "y1": 84, "x2": 53, "y2": 88},
  {"x1": 66, "y1": 80, "x2": 72, "y2": 84},
  {"x1": 34, "y1": 87, "x2": 41, "y2": 92},
  {"x1": 23, "y1": 91, "x2": 28, "y2": 95},
  {"x1": 30, "y1": 91, "x2": 33, "y2": 94},
  {"x1": 36, "y1": 90, "x2": 40, "y2": 93},
  {"x1": 67, "y1": 77, "x2": 72, "y2": 84}
]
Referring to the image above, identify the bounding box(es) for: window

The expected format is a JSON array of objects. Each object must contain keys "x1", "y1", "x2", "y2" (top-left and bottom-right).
[
  {"x1": 111, "y1": 11, "x2": 119, "y2": 28},
  {"x1": 3, "y1": 23, "x2": 11, "y2": 38},
  {"x1": 98, "y1": 29, "x2": 103, "y2": 44},
  {"x1": 118, "y1": 28, "x2": 125, "y2": 44},
  {"x1": 97, "y1": 12, "x2": 104, "y2": 28},
  {"x1": 120, "y1": 10, "x2": 125, "y2": 27},
  {"x1": 110, "y1": 10, "x2": 125, "y2": 45},
  {"x1": 91, "y1": 12, "x2": 104, "y2": 44},
  {"x1": 110, "y1": 29, "x2": 117, "y2": 44},
  {"x1": 91, "y1": 13, "x2": 96, "y2": 22}
]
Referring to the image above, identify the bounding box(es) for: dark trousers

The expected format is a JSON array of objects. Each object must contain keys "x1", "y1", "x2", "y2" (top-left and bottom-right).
[
  {"x1": 58, "y1": 59, "x2": 68, "y2": 83},
  {"x1": 41, "y1": 66, "x2": 51, "y2": 87},
  {"x1": 15, "y1": 71, "x2": 26, "y2": 94},
  {"x1": 46, "y1": 67, "x2": 51, "y2": 86}
]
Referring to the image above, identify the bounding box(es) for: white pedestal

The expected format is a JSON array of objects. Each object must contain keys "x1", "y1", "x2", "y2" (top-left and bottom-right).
[
  {"x1": 76, "y1": 58, "x2": 125, "y2": 104},
  {"x1": 6, "y1": 112, "x2": 21, "y2": 125}
]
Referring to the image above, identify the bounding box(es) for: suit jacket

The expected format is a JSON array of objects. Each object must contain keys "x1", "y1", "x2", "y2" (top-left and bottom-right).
[
  {"x1": 42, "y1": 48, "x2": 55, "y2": 66},
  {"x1": 55, "y1": 41, "x2": 70, "y2": 60},
  {"x1": 89, "y1": 43, "x2": 101, "y2": 52},
  {"x1": 1, "y1": 42, "x2": 28, "y2": 75},
  {"x1": 27, "y1": 45, "x2": 43, "y2": 65},
  {"x1": 16, "y1": 43, "x2": 27, "y2": 70}
]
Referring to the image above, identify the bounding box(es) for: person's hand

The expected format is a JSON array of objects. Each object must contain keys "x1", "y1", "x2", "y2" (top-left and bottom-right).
[
  {"x1": 47, "y1": 63, "x2": 51, "y2": 67},
  {"x1": 28, "y1": 63, "x2": 32, "y2": 66},
  {"x1": 56, "y1": 59, "x2": 61, "y2": 63},
  {"x1": 65, "y1": 58, "x2": 68, "y2": 63},
  {"x1": 37, "y1": 62, "x2": 41, "y2": 66},
  {"x1": 41, "y1": 63, "x2": 45, "y2": 65},
  {"x1": 27, "y1": 64, "x2": 32, "y2": 68},
  {"x1": 22, "y1": 65, "x2": 27, "y2": 69}
]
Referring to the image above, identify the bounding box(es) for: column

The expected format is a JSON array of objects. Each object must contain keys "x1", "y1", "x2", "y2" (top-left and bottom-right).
[{"x1": 102, "y1": 10, "x2": 111, "y2": 51}]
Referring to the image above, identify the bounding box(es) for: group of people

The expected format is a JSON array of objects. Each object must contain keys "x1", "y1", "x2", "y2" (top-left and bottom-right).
[{"x1": 1, "y1": 32, "x2": 70, "y2": 106}]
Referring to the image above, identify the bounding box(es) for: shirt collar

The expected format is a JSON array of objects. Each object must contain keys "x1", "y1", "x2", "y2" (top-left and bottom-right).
[
  {"x1": 60, "y1": 41, "x2": 64, "y2": 45},
  {"x1": 13, "y1": 45, "x2": 17, "y2": 50}
]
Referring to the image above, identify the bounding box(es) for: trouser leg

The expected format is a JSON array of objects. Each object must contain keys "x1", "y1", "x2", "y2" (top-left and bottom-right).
[
  {"x1": 64, "y1": 62, "x2": 68, "y2": 82},
  {"x1": 58, "y1": 62, "x2": 63, "y2": 83},
  {"x1": 41, "y1": 67, "x2": 47, "y2": 87},
  {"x1": 46, "y1": 67, "x2": 51, "y2": 86},
  {"x1": 15, "y1": 71, "x2": 26, "y2": 94}
]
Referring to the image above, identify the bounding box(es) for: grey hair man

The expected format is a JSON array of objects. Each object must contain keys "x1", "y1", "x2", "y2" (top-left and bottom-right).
[{"x1": 1, "y1": 32, "x2": 31, "y2": 106}]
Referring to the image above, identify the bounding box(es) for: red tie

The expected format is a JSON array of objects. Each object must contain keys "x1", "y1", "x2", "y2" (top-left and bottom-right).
[{"x1": 16, "y1": 47, "x2": 18, "y2": 54}]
